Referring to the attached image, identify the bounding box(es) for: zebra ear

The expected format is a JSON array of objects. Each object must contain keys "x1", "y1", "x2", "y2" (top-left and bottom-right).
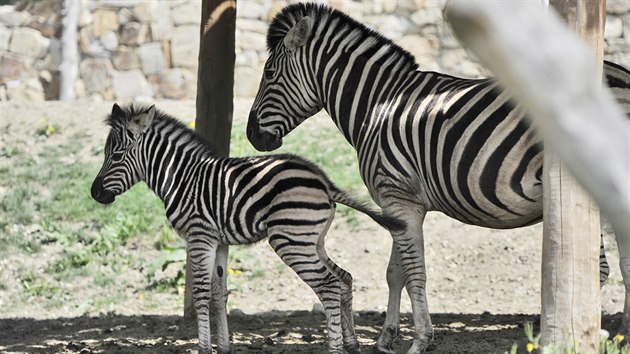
[
  {"x1": 128, "y1": 105, "x2": 156, "y2": 137},
  {"x1": 284, "y1": 16, "x2": 313, "y2": 51}
]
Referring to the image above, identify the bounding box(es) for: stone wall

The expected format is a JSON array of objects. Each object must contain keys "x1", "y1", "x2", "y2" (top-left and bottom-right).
[{"x1": 1, "y1": 0, "x2": 629, "y2": 102}]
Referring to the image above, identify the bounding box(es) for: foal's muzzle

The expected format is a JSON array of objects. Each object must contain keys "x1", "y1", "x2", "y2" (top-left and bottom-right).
[{"x1": 91, "y1": 177, "x2": 116, "y2": 205}]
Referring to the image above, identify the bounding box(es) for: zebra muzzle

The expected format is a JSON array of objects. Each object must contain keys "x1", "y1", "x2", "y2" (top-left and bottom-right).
[
  {"x1": 91, "y1": 177, "x2": 116, "y2": 205},
  {"x1": 246, "y1": 113, "x2": 282, "y2": 151}
]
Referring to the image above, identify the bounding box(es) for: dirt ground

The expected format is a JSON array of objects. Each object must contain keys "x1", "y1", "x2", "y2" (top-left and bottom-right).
[{"x1": 0, "y1": 99, "x2": 625, "y2": 354}]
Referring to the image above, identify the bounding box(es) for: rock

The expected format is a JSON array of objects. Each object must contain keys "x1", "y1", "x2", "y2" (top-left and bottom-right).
[
  {"x1": 6, "y1": 78, "x2": 45, "y2": 101},
  {"x1": 117, "y1": 7, "x2": 134, "y2": 26},
  {"x1": 9, "y1": 27, "x2": 50, "y2": 59},
  {"x1": 149, "y1": 2, "x2": 173, "y2": 41},
  {"x1": 138, "y1": 42, "x2": 165, "y2": 74},
  {"x1": 79, "y1": 58, "x2": 113, "y2": 94},
  {"x1": 330, "y1": 1, "x2": 364, "y2": 21},
  {"x1": 236, "y1": 19, "x2": 268, "y2": 34},
  {"x1": 180, "y1": 68, "x2": 196, "y2": 99},
  {"x1": 79, "y1": 8, "x2": 93, "y2": 27},
  {"x1": 133, "y1": 2, "x2": 158, "y2": 22},
  {"x1": 235, "y1": 50, "x2": 258, "y2": 68},
  {"x1": 238, "y1": 1, "x2": 268, "y2": 20},
  {"x1": 112, "y1": 69, "x2": 153, "y2": 100},
  {"x1": 234, "y1": 66, "x2": 261, "y2": 97},
  {"x1": 40, "y1": 69, "x2": 59, "y2": 100},
  {"x1": 237, "y1": 30, "x2": 266, "y2": 51},
  {"x1": 0, "y1": 52, "x2": 22, "y2": 84},
  {"x1": 170, "y1": 25, "x2": 199, "y2": 68},
  {"x1": 158, "y1": 69, "x2": 185, "y2": 99},
  {"x1": 607, "y1": 0, "x2": 630, "y2": 14},
  {"x1": 119, "y1": 21, "x2": 150, "y2": 45},
  {"x1": 100, "y1": 30, "x2": 118, "y2": 51},
  {"x1": 625, "y1": 14, "x2": 630, "y2": 45},
  {"x1": 171, "y1": 1, "x2": 201, "y2": 25},
  {"x1": 112, "y1": 46, "x2": 140, "y2": 70},
  {"x1": 0, "y1": 24, "x2": 10, "y2": 51},
  {"x1": 439, "y1": 48, "x2": 485, "y2": 78},
  {"x1": 25, "y1": 15, "x2": 59, "y2": 38},
  {"x1": 41, "y1": 37, "x2": 61, "y2": 71},
  {"x1": 396, "y1": 34, "x2": 440, "y2": 62},
  {"x1": 93, "y1": 10, "x2": 119, "y2": 38},
  {"x1": 605, "y1": 15, "x2": 623, "y2": 38},
  {"x1": 0, "y1": 11, "x2": 29, "y2": 27},
  {"x1": 410, "y1": 8, "x2": 442, "y2": 27}
]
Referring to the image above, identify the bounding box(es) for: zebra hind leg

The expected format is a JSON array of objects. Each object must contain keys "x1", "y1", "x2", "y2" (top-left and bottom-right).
[
  {"x1": 322, "y1": 254, "x2": 361, "y2": 353},
  {"x1": 267, "y1": 216, "x2": 345, "y2": 353},
  {"x1": 210, "y1": 244, "x2": 232, "y2": 354},
  {"x1": 374, "y1": 243, "x2": 404, "y2": 354}
]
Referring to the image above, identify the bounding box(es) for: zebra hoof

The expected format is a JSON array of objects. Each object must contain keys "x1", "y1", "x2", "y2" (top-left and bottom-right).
[
  {"x1": 344, "y1": 342, "x2": 361, "y2": 354},
  {"x1": 372, "y1": 345, "x2": 395, "y2": 354},
  {"x1": 217, "y1": 345, "x2": 232, "y2": 354}
]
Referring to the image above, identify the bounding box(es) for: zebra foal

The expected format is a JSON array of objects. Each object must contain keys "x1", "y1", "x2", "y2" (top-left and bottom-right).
[
  {"x1": 90, "y1": 103, "x2": 404, "y2": 354},
  {"x1": 247, "y1": 3, "x2": 629, "y2": 353}
]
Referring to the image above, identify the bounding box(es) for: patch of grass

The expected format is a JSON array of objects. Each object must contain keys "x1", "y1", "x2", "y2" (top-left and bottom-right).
[{"x1": 21, "y1": 272, "x2": 64, "y2": 299}]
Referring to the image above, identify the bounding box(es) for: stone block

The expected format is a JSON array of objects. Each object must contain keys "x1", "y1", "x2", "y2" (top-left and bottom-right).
[
  {"x1": 93, "y1": 10, "x2": 119, "y2": 38},
  {"x1": 117, "y1": 7, "x2": 134, "y2": 26},
  {"x1": 112, "y1": 69, "x2": 153, "y2": 100},
  {"x1": 138, "y1": 42, "x2": 166, "y2": 74},
  {"x1": 170, "y1": 25, "x2": 199, "y2": 68},
  {"x1": 237, "y1": 31, "x2": 266, "y2": 51},
  {"x1": 41, "y1": 37, "x2": 61, "y2": 71},
  {"x1": 235, "y1": 49, "x2": 258, "y2": 68},
  {"x1": 0, "y1": 11, "x2": 29, "y2": 27},
  {"x1": 100, "y1": 30, "x2": 118, "y2": 51},
  {"x1": 606, "y1": 15, "x2": 623, "y2": 38},
  {"x1": 9, "y1": 27, "x2": 50, "y2": 59},
  {"x1": 79, "y1": 8, "x2": 93, "y2": 27},
  {"x1": 410, "y1": 8, "x2": 442, "y2": 27},
  {"x1": 112, "y1": 45, "x2": 140, "y2": 70},
  {"x1": 238, "y1": 1, "x2": 268, "y2": 20},
  {"x1": 0, "y1": 52, "x2": 22, "y2": 84},
  {"x1": 396, "y1": 34, "x2": 439, "y2": 62},
  {"x1": 150, "y1": 2, "x2": 173, "y2": 41},
  {"x1": 25, "y1": 15, "x2": 58, "y2": 38},
  {"x1": 79, "y1": 58, "x2": 113, "y2": 94},
  {"x1": 6, "y1": 77, "x2": 45, "y2": 101},
  {"x1": 607, "y1": 0, "x2": 630, "y2": 14},
  {"x1": 159, "y1": 68, "x2": 185, "y2": 99},
  {"x1": 133, "y1": 2, "x2": 158, "y2": 22},
  {"x1": 172, "y1": 1, "x2": 201, "y2": 25},
  {"x1": 0, "y1": 25, "x2": 10, "y2": 51},
  {"x1": 119, "y1": 21, "x2": 150, "y2": 45},
  {"x1": 234, "y1": 66, "x2": 261, "y2": 97},
  {"x1": 236, "y1": 19, "x2": 268, "y2": 34}
]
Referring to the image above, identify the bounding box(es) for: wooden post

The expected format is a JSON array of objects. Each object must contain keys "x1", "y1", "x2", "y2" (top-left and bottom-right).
[
  {"x1": 184, "y1": 0, "x2": 236, "y2": 320},
  {"x1": 447, "y1": 1, "x2": 630, "y2": 351},
  {"x1": 541, "y1": 1, "x2": 604, "y2": 350}
]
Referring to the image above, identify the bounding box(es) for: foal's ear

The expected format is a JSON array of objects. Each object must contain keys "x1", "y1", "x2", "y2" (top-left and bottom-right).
[
  {"x1": 284, "y1": 16, "x2": 313, "y2": 52},
  {"x1": 128, "y1": 105, "x2": 156, "y2": 137}
]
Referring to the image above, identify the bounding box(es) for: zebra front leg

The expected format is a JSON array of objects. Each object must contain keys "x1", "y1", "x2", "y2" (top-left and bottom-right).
[
  {"x1": 187, "y1": 237, "x2": 218, "y2": 354},
  {"x1": 211, "y1": 244, "x2": 231, "y2": 354},
  {"x1": 374, "y1": 243, "x2": 404, "y2": 354}
]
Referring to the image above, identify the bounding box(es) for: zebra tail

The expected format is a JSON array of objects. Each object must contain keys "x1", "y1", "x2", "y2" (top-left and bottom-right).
[{"x1": 329, "y1": 187, "x2": 407, "y2": 232}]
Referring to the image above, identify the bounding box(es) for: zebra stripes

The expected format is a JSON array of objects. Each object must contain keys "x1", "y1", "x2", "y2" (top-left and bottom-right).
[
  {"x1": 247, "y1": 3, "x2": 629, "y2": 353},
  {"x1": 91, "y1": 103, "x2": 403, "y2": 354}
]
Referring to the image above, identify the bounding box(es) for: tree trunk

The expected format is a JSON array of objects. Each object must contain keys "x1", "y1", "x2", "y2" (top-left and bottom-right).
[{"x1": 184, "y1": 0, "x2": 237, "y2": 320}]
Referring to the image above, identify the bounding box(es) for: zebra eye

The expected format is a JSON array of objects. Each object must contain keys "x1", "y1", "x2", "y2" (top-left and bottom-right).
[
  {"x1": 265, "y1": 69, "x2": 275, "y2": 81},
  {"x1": 110, "y1": 151, "x2": 125, "y2": 161}
]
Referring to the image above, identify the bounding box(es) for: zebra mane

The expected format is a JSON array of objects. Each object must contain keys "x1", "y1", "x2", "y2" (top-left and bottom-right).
[
  {"x1": 267, "y1": 3, "x2": 419, "y2": 71},
  {"x1": 105, "y1": 103, "x2": 218, "y2": 155}
]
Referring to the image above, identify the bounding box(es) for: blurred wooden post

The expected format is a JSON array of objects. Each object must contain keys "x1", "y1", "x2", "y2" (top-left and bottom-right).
[
  {"x1": 59, "y1": 0, "x2": 79, "y2": 101},
  {"x1": 185, "y1": 0, "x2": 236, "y2": 320},
  {"x1": 541, "y1": 1, "x2": 604, "y2": 350}
]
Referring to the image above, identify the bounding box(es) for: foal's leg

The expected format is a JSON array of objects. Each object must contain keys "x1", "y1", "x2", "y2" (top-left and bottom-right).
[
  {"x1": 211, "y1": 244, "x2": 231, "y2": 354},
  {"x1": 187, "y1": 236, "x2": 218, "y2": 354},
  {"x1": 318, "y1": 209, "x2": 361, "y2": 353},
  {"x1": 267, "y1": 215, "x2": 345, "y2": 353}
]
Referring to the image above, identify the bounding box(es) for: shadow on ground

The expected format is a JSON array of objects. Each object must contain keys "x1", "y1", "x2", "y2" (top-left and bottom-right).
[{"x1": 0, "y1": 311, "x2": 623, "y2": 353}]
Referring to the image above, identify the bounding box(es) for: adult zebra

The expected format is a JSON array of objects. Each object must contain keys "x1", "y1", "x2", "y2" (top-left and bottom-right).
[
  {"x1": 246, "y1": 3, "x2": 630, "y2": 353},
  {"x1": 90, "y1": 103, "x2": 404, "y2": 354}
]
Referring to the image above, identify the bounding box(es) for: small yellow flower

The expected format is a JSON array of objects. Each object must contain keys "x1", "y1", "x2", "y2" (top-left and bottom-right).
[
  {"x1": 614, "y1": 334, "x2": 624, "y2": 343},
  {"x1": 187, "y1": 121, "x2": 196, "y2": 129},
  {"x1": 137, "y1": 293, "x2": 145, "y2": 299},
  {"x1": 47, "y1": 125, "x2": 56, "y2": 134},
  {"x1": 526, "y1": 342, "x2": 534, "y2": 352},
  {"x1": 227, "y1": 268, "x2": 242, "y2": 275}
]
